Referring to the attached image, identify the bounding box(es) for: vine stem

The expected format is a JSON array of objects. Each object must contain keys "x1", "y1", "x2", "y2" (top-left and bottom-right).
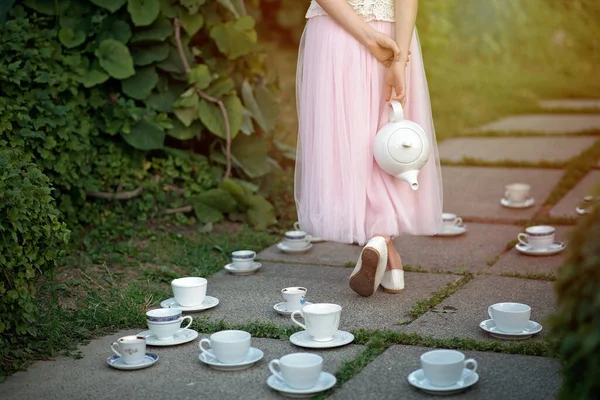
[{"x1": 173, "y1": 18, "x2": 232, "y2": 179}]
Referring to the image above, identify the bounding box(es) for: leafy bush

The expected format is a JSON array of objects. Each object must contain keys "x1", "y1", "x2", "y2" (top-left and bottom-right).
[
  {"x1": 0, "y1": 150, "x2": 70, "y2": 338},
  {"x1": 549, "y1": 199, "x2": 600, "y2": 400}
]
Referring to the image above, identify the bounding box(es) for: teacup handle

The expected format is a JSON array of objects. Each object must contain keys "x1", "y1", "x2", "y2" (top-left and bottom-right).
[
  {"x1": 517, "y1": 233, "x2": 529, "y2": 246},
  {"x1": 293, "y1": 222, "x2": 301, "y2": 230},
  {"x1": 290, "y1": 310, "x2": 307, "y2": 330},
  {"x1": 199, "y1": 338, "x2": 213, "y2": 358},
  {"x1": 178, "y1": 316, "x2": 193, "y2": 332},
  {"x1": 487, "y1": 305, "x2": 493, "y2": 320},
  {"x1": 460, "y1": 358, "x2": 478, "y2": 383},
  {"x1": 268, "y1": 359, "x2": 285, "y2": 382},
  {"x1": 454, "y1": 217, "x2": 463, "y2": 226},
  {"x1": 111, "y1": 342, "x2": 121, "y2": 357}
]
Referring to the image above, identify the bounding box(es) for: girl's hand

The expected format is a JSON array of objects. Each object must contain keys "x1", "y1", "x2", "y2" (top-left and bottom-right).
[
  {"x1": 384, "y1": 53, "x2": 411, "y2": 107},
  {"x1": 366, "y1": 31, "x2": 400, "y2": 67}
]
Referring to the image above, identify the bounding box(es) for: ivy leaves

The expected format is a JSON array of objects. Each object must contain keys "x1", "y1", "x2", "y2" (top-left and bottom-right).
[
  {"x1": 95, "y1": 39, "x2": 135, "y2": 79},
  {"x1": 128, "y1": 0, "x2": 160, "y2": 26}
]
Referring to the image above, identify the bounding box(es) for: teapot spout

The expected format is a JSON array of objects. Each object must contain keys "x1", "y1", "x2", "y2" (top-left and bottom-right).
[{"x1": 396, "y1": 170, "x2": 420, "y2": 191}]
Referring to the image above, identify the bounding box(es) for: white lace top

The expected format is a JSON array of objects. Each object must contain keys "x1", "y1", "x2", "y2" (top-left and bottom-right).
[{"x1": 306, "y1": 0, "x2": 395, "y2": 22}]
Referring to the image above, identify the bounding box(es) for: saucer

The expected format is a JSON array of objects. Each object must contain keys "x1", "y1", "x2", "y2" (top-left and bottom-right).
[
  {"x1": 277, "y1": 242, "x2": 313, "y2": 254},
  {"x1": 308, "y1": 235, "x2": 326, "y2": 243},
  {"x1": 224, "y1": 262, "x2": 262, "y2": 275},
  {"x1": 137, "y1": 328, "x2": 198, "y2": 346},
  {"x1": 199, "y1": 347, "x2": 264, "y2": 371},
  {"x1": 160, "y1": 296, "x2": 219, "y2": 312},
  {"x1": 515, "y1": 241, "x2": 565, "y2": 256},
  {"x1": 500, "y1": 197, "x2": 535, "y2": 209},
  {"x1": 436, "y1": 224, "x2": 467, "y2": 237},
  {"x1": 273, "y1": 301, "x2": 314, "y2": 316},
  {"x1": 290, "y1": 330, "x2": 354, "y2": 349},
  {"x1": 480, "y1": 319, "x2": 542, "y2": 340},
  {"x1": 267, "y1": 371, "x2": 337, "y2": 398},
  {"x1": 107, "y1": 353, "x2": 159, "y2": 370},
  {"x1": 408, "y1": 368, "x2": 478, "y2": 395}
]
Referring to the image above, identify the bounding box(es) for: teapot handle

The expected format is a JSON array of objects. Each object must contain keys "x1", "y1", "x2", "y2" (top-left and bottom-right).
[{"x1": 388, "y1": 101, "x2": 404, "y2": 123}]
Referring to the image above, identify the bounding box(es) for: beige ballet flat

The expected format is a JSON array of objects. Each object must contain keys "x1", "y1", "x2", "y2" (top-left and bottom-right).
[
  {"x1": 349, "y1": 236, "x2": 388, "y2": 297},
  {"x1": 380, "y1": 269, "x2": 405, "y2": 293}
]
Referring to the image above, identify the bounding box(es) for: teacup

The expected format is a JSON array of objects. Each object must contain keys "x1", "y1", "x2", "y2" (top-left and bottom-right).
[
  {"x1": 281, "y1": 287, "x2": 307, "y2": 311},
  {"x1": 505, "y1": 183, "x2": 530, "y2": 204},
  {"x1": 517, "y1": 225, "x2": 555, "y2": 249},
  {"x1": 291, "y1": 303, "x2": 341, "y2": 342},
  {"x1": 111, "y1": 335, "x2": 146, "y2": 365},
  {"x1": 488, "y1": 302, "x2": 531, "y2": 333},
  {"x1": 269, "y1": 353, "x2": 323, "y2": 390},
  {"x1": 146, "y1": 307, "x2": 182, "y2": 323},
  {"x1": 199, "y1": 330, "x2": 251, "y2": 364},
  {"x1": 171, "y1": 277, "x2": 207, "y2": 306},
  {"x1": 441, "y1": 213, "x2": 462, "y2": 229},
  {"x1": 231, "y1": 250, "x2": 256, "y2": 269},
  {"x1": 147, "y1": 316, "x2": 193, "y2": 340},
  {"x1": 284, "y1": 230, "x2": 310, "y2": 249},
  {"x1": 421, "y1": 349, "x2": 477, "y2": 387}
]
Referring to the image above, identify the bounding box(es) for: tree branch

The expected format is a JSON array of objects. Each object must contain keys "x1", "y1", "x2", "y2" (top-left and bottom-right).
[
  {"x1": 173, "y1": 18, "x2": 232, "y2": 180},
  {"x1": 86, "y1": 186, "x2": 143, "y2": 200}
]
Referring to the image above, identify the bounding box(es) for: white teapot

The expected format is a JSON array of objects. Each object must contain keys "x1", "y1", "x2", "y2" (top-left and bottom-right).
[{"x1": 373, "y1": 101, "x2": 430, "y2": 190}]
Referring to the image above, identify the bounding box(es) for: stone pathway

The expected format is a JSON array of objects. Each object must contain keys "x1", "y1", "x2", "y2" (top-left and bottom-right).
[{"x1": 4, "y1": 101, "x2": 600, "y2": 399}]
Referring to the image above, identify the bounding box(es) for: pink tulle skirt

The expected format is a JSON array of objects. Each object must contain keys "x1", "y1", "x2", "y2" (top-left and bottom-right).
[{"x1": 294, "y1": 16, "x2": 443, "y2": 246}]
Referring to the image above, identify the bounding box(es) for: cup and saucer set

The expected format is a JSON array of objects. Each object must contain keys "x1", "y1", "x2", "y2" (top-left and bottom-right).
[
  {"x1": 267, "y1": 353, "x2": 337, "y2": 398},
  {"x1": 515, "y1": 225, "x2": 566, "y2": 256},
  {"x1": 575, "y1": 195, "x2": 599, "y2": 215},
  {"x1": 479, "y1": 302, "x2": 543, "y2": 340},
  {"x1": 160, "y1": 277, "x2": 220, "y2": 312},
  {"x1": 224, "y1": 250, "x2": 262, "y2": 276},
  {"x1": 408, "y1": 349, "x2": 479, "y2": 395},
  {"x1": 277, "y1": 222, "x2": 324, "y2": 254},
  {"x1": 273, "y1": 287, "x2": 313, "y2": 316},
  {"x1": 199, "y1": 330, "x2": 264, "y2": 372},
  {"x1": 500, "y1": 183, "x2": 535, "y2": 209},
  {"x1": 436, "y1": 212, "x2": 467, "y2": 237}
]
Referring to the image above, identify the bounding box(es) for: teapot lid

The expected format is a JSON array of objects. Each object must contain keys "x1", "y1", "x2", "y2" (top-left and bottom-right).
[{"x1": 387, "y1": 128, "x2": 424, "y2": 164}]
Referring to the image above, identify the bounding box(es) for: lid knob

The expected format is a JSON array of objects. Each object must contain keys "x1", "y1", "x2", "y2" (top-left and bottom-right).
[{"x1": 401, "y1": 141, "x2": 412, "y2": 148}]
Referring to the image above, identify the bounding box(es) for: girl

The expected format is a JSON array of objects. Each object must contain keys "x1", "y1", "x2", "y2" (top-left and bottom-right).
[{"x1": 295, "y1": 0, "x2": 443, "y2": 297}]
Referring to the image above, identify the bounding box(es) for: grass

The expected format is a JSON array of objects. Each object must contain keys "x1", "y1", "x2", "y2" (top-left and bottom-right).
[
  {"x1": 499, "y1": 272, "x2": 557, "y2": 281},
  {"x1": 407, "y1": 274, "x2": 474, "y2": 319}
]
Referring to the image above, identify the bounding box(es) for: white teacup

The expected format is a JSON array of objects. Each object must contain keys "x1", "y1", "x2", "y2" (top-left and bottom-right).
[
  {"x1": 421, "y1": 350, "x2": 477, "y2": 387},
  {"x1": 281, "y1": 287, "x2": 307, "y2": 311},
  {"x1": 488, "y1": 302, "x2": 531, "y2": 333},
  {"x1": 146, "y1": 307, "x2": 182, "y2": 323},
  {"x1": 505, "y1": 183, "x2": 530, "y2": 204},
  {"x1": 290, "y1": 303, "x2": 341, "y2": 342},
  {"x1": 111, "y1": 335, "x2": 146, "y2": 365},
  {"x1": 147, "y1": 316, "x2": 193, "y2": 340},
  {"x1": 231, "y1": 250, "x2": 256, "y2": 269},
  {"x1": 269, "y1": 353, "x2": 323, "y2": 390},
  {"x1": 441, "y1": 213, "x2": 462, "y2": 229},
  {"x1": 518, "y1": 225, "x2": 555, "y2": 249},
  {"x1": 199, "y1": 330, "x2": 251, "y2": 364},
  {"x1": 284, "y1": 230, "x2": 310, "y2": 249},
  {"x1": 171, "y1": 277, "x2": 207, "y2": 306}
]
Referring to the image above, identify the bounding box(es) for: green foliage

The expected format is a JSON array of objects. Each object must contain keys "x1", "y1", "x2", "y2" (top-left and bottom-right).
[
  {"x1": 548, "y1": 202, "x2": 600, "y2": 400},
  {"x1": 0, "y1": 150, "x2": 70, "y2": 338}
]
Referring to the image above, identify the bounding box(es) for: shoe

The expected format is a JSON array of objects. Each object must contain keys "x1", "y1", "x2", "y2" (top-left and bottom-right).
[
  {"x1": 380, "y1": 269, "x2": 404, "y2": 293},
  {"x1": 349, "y1": 236, "x2": 388, "y2": 297}
]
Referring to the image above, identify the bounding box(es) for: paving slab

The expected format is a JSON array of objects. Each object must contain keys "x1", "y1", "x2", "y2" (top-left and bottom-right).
[
  {"x1": 259, "y1": 224, "x2": 521, "y2": 273},
  {"x1": 471, "y1": 114, "x2": 600, "y2": 134},
  {"x1": 439, "y1": 136, "x2": 597, "y2": 164},
  {"x1": 549, "y1": 170, "x2": 600, "y2": 218},
  {"x1": 489, "y1": 226, "x2": 572, "y2": 277},
  {"x1": 3, "y1": 330, "x2": 365, "y2": 400},
  {"x1": 540, "y1": 99, "x2": 600, "y2": 110},
  {"x1": 399, "y1": 275, "x2": 556, "y2": 341},
  {"x1": 441, "y1": 166, "x2": 563, "y2": 221},
  {"x1": 331, "y1": 345, "x2": 560, "y2": 400},
  {"x1": 195, "y1": 263, "x2": 458, "y2": 329}
]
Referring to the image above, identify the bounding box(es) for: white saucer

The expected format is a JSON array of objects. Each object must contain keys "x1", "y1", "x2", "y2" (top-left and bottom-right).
[
  {"x1": 199, "y1": 347, "x2": 264, "y2": 371},
  {"x1": 500, "y1": 197, "x2": 535, "y2": 209},
  {"x1": 408, "y1": 368, "x2": 478, "y2": 395},
  {"x1": 137, "y1": 328, "x2": 198, "y2": 346},
  {"x1": 436, "y1": 224, "x2": 467, "y2": 237},
  {"x1": 267, "y1": 371, "x2": 337, "y2": 398},
  {"x1": 160, "y1": 296, "x2": 219, "y2": 312},
  {"x1": 290, "y1": 330, "x2": 354, "y2": 349},
  {"x1": 515, "y1": 241, "x2": 565, "y2": 256},
  {"x1": 308, "y1": 235, "x2": 326, "y2": 243},
  {"x1": 224, "y1": 262, "x2": 262, "y2": 275},
  {"x1": 273, "y1": 301, "x2": 314, "y2": 316},
  {"x1": 480, "y1": 319, "x2": 542, "y2": 340},
  {"x1": 277, "y1": 242, "x2": 313, "y2": 254},
  {"x1": 107, "y1": 353, "x2": 159, "y2": 370}
]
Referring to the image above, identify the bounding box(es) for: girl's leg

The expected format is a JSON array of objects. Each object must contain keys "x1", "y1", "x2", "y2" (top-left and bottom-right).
[{"x1": 381, "y1": 237, "x2": 405, "y2": 293}]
